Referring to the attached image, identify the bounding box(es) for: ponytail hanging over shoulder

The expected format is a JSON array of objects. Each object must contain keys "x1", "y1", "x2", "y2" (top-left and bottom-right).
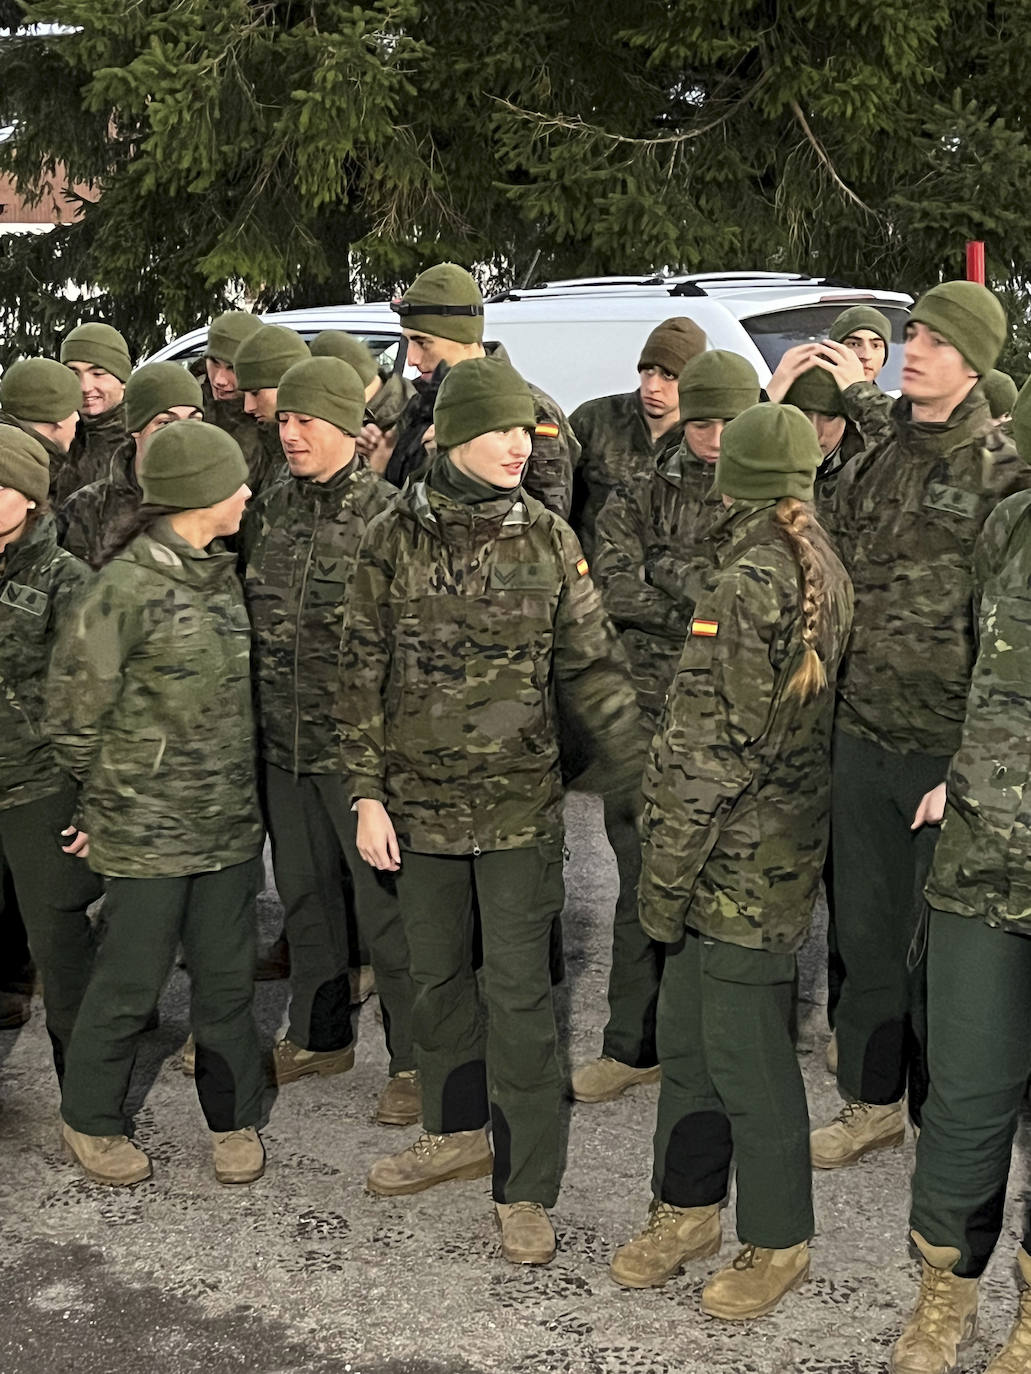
[{"x1": 774, "y1": 497, "x2": 830, "y2": 703}]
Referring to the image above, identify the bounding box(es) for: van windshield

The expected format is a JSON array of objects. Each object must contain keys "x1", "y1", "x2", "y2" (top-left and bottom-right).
[{"x1": 742, "y1": 304, "x2": 910, "y2": 392}]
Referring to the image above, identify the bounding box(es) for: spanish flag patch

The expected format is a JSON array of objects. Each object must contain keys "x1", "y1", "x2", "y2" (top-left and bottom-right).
[
  {"x1": 691, "y1": 618, "x2": 719, "y2": 637},
  {"x1": 535, "y1": 421, "x2": 560, "y2": 439},
  {"x1": 575, "y1": 557, "x2": 589, "y2": 577}
]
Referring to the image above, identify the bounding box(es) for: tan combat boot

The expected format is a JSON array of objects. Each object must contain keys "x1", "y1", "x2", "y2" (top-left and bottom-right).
[
  {"x1": 810, "y1": 1099, "x2": 906, "y2": 1168},
  {"x1": 178, "y1": 1033, "x2": 196, "y2": 1076},
  {"x1": 570, "y1": 1056, "x2": 661, "y2": 1103},
  {"x1": 701, "y1": 1241, "x2": 810, "y2": 1320},
  {"x1": 272, "y1": 1037, "x2": 355, "y2": 1085},
  {"x1": 375, "y1": 1070, "x2": 421, "y2": 1126},
  {"x1": 890, "y1": 1231, "x2": 978, "y2": 1374},
  {"x1": 367, "y1": 1128, "x2": 492, "y2": 1196},
  {"x1": 984, "y1": 1248, "x2": 1031, "y2": 1372},
  {"x1": 212, "y1": 1127, "x2": 265, "y2": 1184},
  {"x1": 609, "y1": 1201, "x2": 722, "y2": 1288},
  {"x1": 62, "y1": 1122, "x2": 152, "y2": 1186},
  {"x1": 496, "y1": 1202, "x2": 556, "y2": 1265}
]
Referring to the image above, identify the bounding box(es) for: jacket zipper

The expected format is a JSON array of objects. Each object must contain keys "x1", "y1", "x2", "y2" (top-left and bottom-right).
[{"x1": 293, "y1": 504, "x2": 319, "y2": 779}]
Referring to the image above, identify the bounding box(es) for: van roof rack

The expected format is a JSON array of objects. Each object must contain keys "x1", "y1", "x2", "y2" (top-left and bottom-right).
[{"x1": 486, "y1": 272, "x2": 858, "y2": 303}]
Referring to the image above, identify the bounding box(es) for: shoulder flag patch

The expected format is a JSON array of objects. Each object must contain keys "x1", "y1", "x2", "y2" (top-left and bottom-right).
[
  {"x1": 535, "y1": 421, "x2": 560, "y2": 439},
  {"x1": 691, "y1": 618, "x2": 719, "y2": 637},
  {"x1": 575, "y1": 556, "x2": 589, "y2": 577}
]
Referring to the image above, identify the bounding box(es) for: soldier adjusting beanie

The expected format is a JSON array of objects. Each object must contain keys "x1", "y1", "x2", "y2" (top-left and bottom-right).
[
  {"x1": 0, "y1": 357, "x2": 82, "y2": 423},
  {"x1": 983, "y1": 368, "x2": 1018, "y2": 418},
  {"x1": 433, "y1": 357, "x2": 536, "y2": 450},
  {"x1": 829, "y1": 305, "x2": 892, "y2": 359},
  {"x1": 716, "y1": 403, "x2": 820, "y2": 503},
  {"x1": 310, "y1": 331, "x2": 379, "y2": 387},
  {"x1": 60, "y1": 323, "x2": 132, "y2": 382},
  {"x1": 140, "y1": 420, "x2": 249, "y2": 510},
  {"x1": 206, "y1": 310, "x2": 263, "y2": 363},
  {"x1": 393, "y1": 264, "x2": 485, "y2": 345},
  {"x1": 679, "y1": 350, "x2": 760, "y2": 421},
  {"x1": 125, "y1": 363, "x2": 204, "y2": 434},
  {"x1": 638, "y1": 316, "x2": 707, "y2": 376},
  {"x1": 276, "y1": 357, "x2": 365, "y2": 436},
  {"x1": 909, "y1": 281, "x2": 1007, "y2": 376},
  {"x1": 784, "y1": 365, "x2": 847, "y2": 418},
  {"x1": 234, "y1": 324, "x2": 310, "y2": 392},
  {"x1": 0, "y1": 425, "x2": 50, "y2": 504}
]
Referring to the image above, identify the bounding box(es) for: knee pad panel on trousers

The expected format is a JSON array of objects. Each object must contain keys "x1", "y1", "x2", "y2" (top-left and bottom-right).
[
  {"x1": 440, "y1": 1058, "x2": 488, "y2": 1133},
  {"x1": 660, "y1": 1110, "x2": 733, "y2": 1208}
]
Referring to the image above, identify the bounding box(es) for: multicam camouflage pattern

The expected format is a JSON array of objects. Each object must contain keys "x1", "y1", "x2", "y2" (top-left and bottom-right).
[
  {"x1": 639, "y1": 499, "x2": 853, "y2": 951},
  {"x1": 336, "y1": 479, "x2": 641, "y2": 854},
  {"x1": 926, "y1": 489, "x2": 1031, "y2": 929},
  {"x1": 45, "y1": 518, "x2": 262, "y2": 878},
  {"x1": 241, "y1": 459, "x2": 395, "y2": 775},
  {"x1": 840, "y1": 379, "x2": 895, "y2": 445},
  {"x1": 57, "y1": 437, "x2": 139, "y2": 566},
  {"x1": 829, "y1": 384, "x2": 1031, "y2": 756},
  {"x1": 366, "y1": 370, "x2": 415, "y2": 435},
  {"x1": 592, "y1": 440, "x2": 721, "y2": 725},
  {"x1": 57, "y1": 403, "x2": 128, "y2": 507},
  {"x1": 569, "y1": 390, "x2": 683, "y2": 556},
  {"x1": 0, "y1": 516, "x2": 91, "y2": 812}
]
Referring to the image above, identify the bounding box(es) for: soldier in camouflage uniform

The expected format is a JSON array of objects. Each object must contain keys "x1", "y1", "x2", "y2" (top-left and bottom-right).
[
  {"x1": 59, "y1": 323, "x2": 132, "y2": 506},
  {"x1": 569, "y1": 316, "x2": 707, "y2": 557},
  {"x1": 783, "y1": 365, "x2": 866, "y2": 510},
  {"x1": 47, "y1": 422, "x2": 266, "y2": 1190},
  {"x1": 310, "y1": 331, "x2": 414, "y2": 473},
  {"x1": 338, "y1": 358, "x2": 640, "y2": 1265},
  {"x1": 234, "y1": 323, "x2": 310, "y2": 497},
  {"x1": 193, "y1": 310, "x2": 265, "y2": 483},
  {"x1": 808, "y1": 282, "x2": 1031, "y2": 1172},
  {"x1": 0, "y1": 358, "x2": 82, "y2": 503},
  {"x1": 610, "y1": 404, "x2": 852, "y2": 1321},
  {"x1": 0, "y1": 426, "x2": 102, "y2": 1083},
  {"x1": 572, "y1": 351, "x2": 759, "y2": 1106}
]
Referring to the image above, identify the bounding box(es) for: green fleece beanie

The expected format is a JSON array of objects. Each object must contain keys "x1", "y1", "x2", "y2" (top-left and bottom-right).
[
  {"x1": 124, "y1": 363, "x2": 204, "y2": 434},
  {"x1": 0, "y1": 425, "x2": 50, "y2": 503},
  {"x1": 638, "y1": 316, "x2": 707, "y2": 376},
  {"x1": 784, "y1": 365, "x2": 847, "y2": 418},
  {"x1": 983, "y1": 368, "x2": 1018, "y2": 418},
  {"x1": 276, "y1": 357, "x2": 365, "y2": 436},
  {"x1": 716, "y1": 404, "x2": 820, "y2": 503},
  {"x1": 678, "y1": 350, "x2": 760, "y2": 421},
  {"x1": 206, "y1": 311, "x2": 263, "y2": 364},
  {"x1": 393, "y1": 264, "x2": 485, "y2": 344},
  {"x1": 909, "y1": 281, "x2": 1007, "y2": 376},
  {"x1": 0, "y1": 358, "x2": 82, "y2": 423},
  {"x1": 309, "y1": 331, "x2": 379, "y2": 387},
  {"x1": 234, "y1": 325, "x2": 310, "y2": 392},
  {"x1": 829, "y1": 305, "x2": 892, "y2": 359},
  {"x1": 433, "y1": 357, "x2": 536, "y2": 449},
  {"x1": 1011, "y1": 376, "x2": 1031, "y2": 460},
  {"x1": 60, "y1": 323, "x2": 132, "y2": 382},
  {"x1": 139, "y1": 421, "x2": 249, "y2": 509}
]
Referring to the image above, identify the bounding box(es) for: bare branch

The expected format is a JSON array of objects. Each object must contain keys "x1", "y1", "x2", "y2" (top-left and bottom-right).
[{"x1": 788, "y1": 98, "x2": 877, "y2": 216}]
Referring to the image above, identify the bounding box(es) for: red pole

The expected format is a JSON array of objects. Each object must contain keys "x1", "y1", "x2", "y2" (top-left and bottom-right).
[{"x1": 966, "y1": 240, "x2": 986, "y2": 284}]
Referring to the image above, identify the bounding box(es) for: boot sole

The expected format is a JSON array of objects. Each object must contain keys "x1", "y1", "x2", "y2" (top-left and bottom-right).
[
  {"x1": 609, "y1": 1230, "x2": 723, "y2": 1289},
  {"x1": 701, "y1": 1259, "x2": 810, "y2": 1320},
  {"x1": 367, "y1": 1154, "x2": 494, "y2": 1197},
  {"x1": 811, "y1": 1127, "x2": 906, "y2": 1170},
  {"x1": 375, "y1": 1107, "x2": 422, "y2": 1127},
  {"x1": 888, "y1": 1320, "x2": 977, "y2": 1373},
  {"x1": 274, "y1": 1053, "x2": 355, "y2": 1086},
  {"x1": 215, "y1": 1163, "x2": 266, "y2": 1185},
  {"x1": 62, "y1": 1137, "x2": 152, "y2": 1187},
  {"x1": 572, "y1": 1066, "x2": 662, "y2": 1104}
]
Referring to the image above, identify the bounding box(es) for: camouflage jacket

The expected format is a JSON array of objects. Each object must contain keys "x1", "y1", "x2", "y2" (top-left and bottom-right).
[
  {"x1": 569, "y1": 391, "x2": 683, "y2": 558},
  {"x1": 829, "y1": 385, "x2": 1031, "y2": 757},
  {"x1": 925, "y1": 490, "x2": 1031, "y2": 930},
  {"x1": 840, "y1": 379, "x2": 895, "y2": 444},
  {"x1": 0, "y1": 516, "x2": 91, "y2": 812},
  {"x1": 57, "y1": 437, "x2": 139, "y2": 567},
  {"x1": 45, "y1": 519, "x2": 262, "y2": 878},
  {"x1": 241, "y1": 459, "x2": 395, "y2": 775},
  {"x1": 337, "y1": 479, "x2": 641, "y2": 854},
  {"x1": 639, "y1": 500, "x2": 853, "y2": 952},
  {"x1": 367, "y1": 370, "x2": 415, "y2": 434},
  {"x1": 593, "y1": 442, "x2": 720, "y2": 726},
  {"x1": 58, "y1": 403, "x2": 128, "y2": 507}
]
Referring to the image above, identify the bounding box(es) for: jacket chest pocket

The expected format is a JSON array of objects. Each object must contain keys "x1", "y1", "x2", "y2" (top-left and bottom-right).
[
  {"x1": 923, "y1": 483, "x2": 981, "y2": 521},
  {"x1": 307, "y1": 554, "x2": 351, "y2": 612},
  {"x1": 1, "y1": 581, "x2": 49, "y2": 618}
]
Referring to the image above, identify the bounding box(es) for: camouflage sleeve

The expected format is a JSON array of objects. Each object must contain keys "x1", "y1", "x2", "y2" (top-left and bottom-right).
[
  {"x1": 522, "y1": 387, "x2": 580, "y2": 520},
  {"x1": 593, "y1": 481, "x2": 691, "y2": 640},
  {"x1": 56, "y1": 487, "x2": 97, "y2": 564},
  {"x1": 840, "y1": 381, "x2": 894, "y2": 444}
]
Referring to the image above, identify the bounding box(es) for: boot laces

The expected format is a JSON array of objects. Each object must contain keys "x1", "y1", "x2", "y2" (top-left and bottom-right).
[
  {"x1": 411, "y1": 1131, "x2": 447, "y2": 1158},
  {"x1": 910, "y1": 1263, "x2": 968, "y2": 1342},
  {"x1": 504, "y1": 1201, "x2": 543, "y2": 1217},
  {"x1": 732, "y1": 1245, "x2": 760, "y2": 1271},
  {"x1": 836, "y1": 1101, "x2": 875, "y2": 1126},
  {"x1": 644, "y1": 1202, "x2": 684, "y2": 1237}
]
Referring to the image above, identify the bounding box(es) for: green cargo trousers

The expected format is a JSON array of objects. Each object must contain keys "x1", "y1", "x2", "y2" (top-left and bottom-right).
[
  {"x1": 601, "y1": 795, "x2": 664, "y2": 1068},
  {"x1": 652, "y1": 929, "x2": 813, "y2": 1249},
  {"x1": 60, "y1": 858, "x2": 265, "y2": 1137},
  {"x1": 395, "y1": 845, "x2": 565, "y2": 1207},
  {"x1": 0, "y1": 785, "x2": 103, "y2": 1077},
  {"x1": 911, "y1": 909, "x2": 1031, "y2": 1277}
]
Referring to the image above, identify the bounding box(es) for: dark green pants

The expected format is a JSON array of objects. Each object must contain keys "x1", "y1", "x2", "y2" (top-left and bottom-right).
[
  {"x1": 601, "y1": 796, "x2": 664, "y2": 1067},
  {"x1": 0, "y1": 852, "x2": 34, "y2": 993},
  {"x1": 61, "y1": 859, "x2": 264, "y2": 1136},
  {"x1": 653, "y1": 929, "x2": 813, "y2": 1249},
  {"x1": 831, "y1": 729, "x2": 949, "y2": 1112},
  {"x1": 911, "y1": 910, "x2": 1031, "y2": 1277},
  {"x1": 395, "y1": 845, "x2": 565, "y2": 1207},
  {"x1": 0, "y1": 787, "x2": 102, "y2": 1076}
]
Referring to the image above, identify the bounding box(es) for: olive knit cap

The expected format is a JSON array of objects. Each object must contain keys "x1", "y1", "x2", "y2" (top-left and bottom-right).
[
  {"x1": 679, "y1": 350, "x2": 760, "y2": 421},
  {"x1": 638, "y1": 316, "x2": 707, "y2": 377},
  {"x1": 234, "y1": 324, "x2": 310, "y2": 392},
  {"x1": 433, "y1": 357, "x2": 536, "y2": 450},
  {"x1": 909, "y1": 281, "x2": 1007, "y2": 376},
  {"x1": 0, "y1": 425, "x2": 50, "y2": 504},
  {"x1": 60, "y1": 322, "x2": 132, "y2": 382},
  {"x1": 784, "y1": 365, "x2": 847, "y2": 418},
  {"x1": 124, "y1": 363, "x2": 204, "y2": 434},
  {"x1": 829, "y1": 305, "x2": 892, "y2": 359},
  {"x1": 276, "y1": 357, "x2": 365, "y2": 436},
  {"x1": 206, "y1": 310, "x2": 263, "y2": 364},
  {"x1": 0, "y1": 358, "x2": 82, "y2": 423},
  {"x1": 983, "y1": 368, "x2": 1018, "y2": 418},
  {"x1": 393, "y1": 264, "x2": 485, "y2": 345},
  {"x1": 716, "y1": 403, "x2": 820, "y2": 503},
  {"x1": 1011, "y1": 376, "x2": 1031, "y2": 460},
  {"x1": 139, "y1": 420, "x2": 249, "y2": 510},
  {"x1": 310, "y1": 331, "x2": 379, "y2": 387}
]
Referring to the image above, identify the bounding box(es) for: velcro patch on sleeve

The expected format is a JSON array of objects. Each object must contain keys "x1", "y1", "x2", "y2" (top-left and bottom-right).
[
  {"x1": 575, "y1": 557, "x2": 589, "y2": 577},
  {"x1": 691, "y1": 618, "x2": 719, "y2": 637},
  {"x1": 534, "y1": 421, "x2": 560, "y2": 439}
]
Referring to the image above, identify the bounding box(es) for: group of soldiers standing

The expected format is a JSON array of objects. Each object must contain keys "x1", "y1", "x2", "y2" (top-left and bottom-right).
[{"x1": 1, "y1": 261, "x2": 1030, "y2": 1370}]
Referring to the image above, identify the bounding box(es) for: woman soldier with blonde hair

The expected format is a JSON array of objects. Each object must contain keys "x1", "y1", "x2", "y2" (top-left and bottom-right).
[{"x1": 610, "y1": 404, "x2": 853, "y2": 1320}]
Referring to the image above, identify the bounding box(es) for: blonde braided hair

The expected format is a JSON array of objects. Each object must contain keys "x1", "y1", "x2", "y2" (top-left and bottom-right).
[{"x1": 774, "y1": 497, "x2": 834, "y2": 703}]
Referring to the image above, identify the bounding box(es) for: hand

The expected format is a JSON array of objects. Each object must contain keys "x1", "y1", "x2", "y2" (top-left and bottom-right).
[
  {"x1": 422, "y1": 422, "x2": 437, "y2": 455},
  {"x1": 765, "y1": 344, "x2": 819, "y2": 403},
  {"x1": 810, "y1": 338, "x2": 866, "y2": 391},
  {"x1": 60, "y1": 825, "x2": 90, "y2": 858},
  {"x1": 911, "y1": 783, "x2": 947, "y2": 830},
  {"x1": 356, "y1": 799, "x2": 401, "y2": 871},
  {"x1": 357, "y1": 423, "x2": 396, "y2": 474}
]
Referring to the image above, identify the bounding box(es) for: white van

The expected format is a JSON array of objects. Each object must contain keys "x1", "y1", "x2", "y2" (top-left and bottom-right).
[{"x1": 145, "y1": 272, "x2": 912, "y2": 414}]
